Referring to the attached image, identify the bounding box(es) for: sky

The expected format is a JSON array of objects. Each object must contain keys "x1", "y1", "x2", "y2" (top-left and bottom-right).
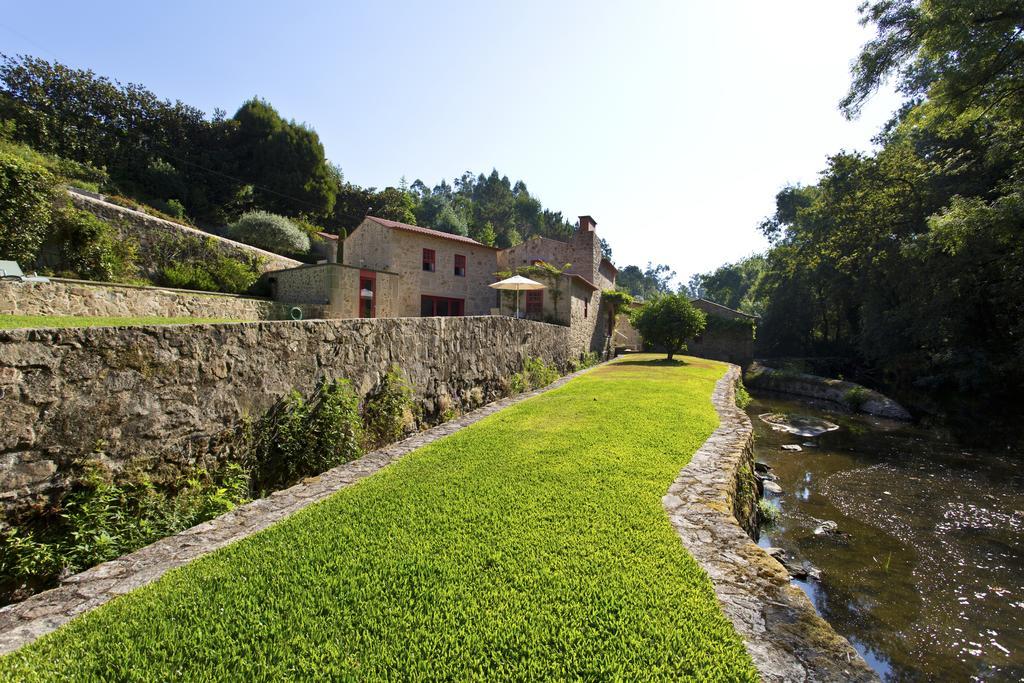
[{"x1": 2, "y1": 1, "x2": 902, "y2": 286}]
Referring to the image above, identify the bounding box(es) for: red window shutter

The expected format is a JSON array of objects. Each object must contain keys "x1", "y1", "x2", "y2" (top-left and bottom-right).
[
  {"x1": 454, "y1": 254, "x2": 466, "y2": 276},
  {"x1": 422, "y1": 249, "x2": 436, "y2": 272},
  {"x1": 526, "y1": 289, "x2": 543, "y2": 314}
]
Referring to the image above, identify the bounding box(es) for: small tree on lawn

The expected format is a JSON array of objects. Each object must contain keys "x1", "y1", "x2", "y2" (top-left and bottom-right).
[{"x1": 630, "y1": 293, "x2": 707, "y2": 360}]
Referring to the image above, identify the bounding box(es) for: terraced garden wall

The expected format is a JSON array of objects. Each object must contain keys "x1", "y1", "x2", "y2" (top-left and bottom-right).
[
  {"x1": 0, "y1": 316, "x2": 570, "y2": 509},
  {"x1": 0, "y1": 279, "x2": 323, "y2": 321}
]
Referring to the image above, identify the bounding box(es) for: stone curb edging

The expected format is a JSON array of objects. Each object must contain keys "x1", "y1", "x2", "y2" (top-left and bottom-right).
[
  {"x1": 662, "y1": 364, "x2": 879, "y2": 682},
  {"x1": 0, "y1": 362, "x2": 604, "y2": 656}
]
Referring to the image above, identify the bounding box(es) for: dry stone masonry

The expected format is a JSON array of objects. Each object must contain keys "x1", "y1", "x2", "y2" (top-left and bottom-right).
[
  {"x1": 0, "y1": 278, "x2": 322, "y2": 321},
  {"x1": 663, "y1": 365, "x2": 878, "y2": 682},
  {"x1": 0, "y1": 316, "x2": 569, "y2": 509},
  {"x1": 0, "y1": 364, "x2": 596, "y2": 656}
]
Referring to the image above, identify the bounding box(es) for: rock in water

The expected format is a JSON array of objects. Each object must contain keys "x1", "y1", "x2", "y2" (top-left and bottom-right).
[
  {"x1": 760, "y1": 412, "x2": 840, "y2": 437},
  {"x1": 781, "y1": 444, "x2": 803, "y2": 452},
  {"x1": 763, "y1": 480, "x2": 784, "y2": 495},
  {"x1": 813, "y1": 521, "x2": 839, "y2": 535}
]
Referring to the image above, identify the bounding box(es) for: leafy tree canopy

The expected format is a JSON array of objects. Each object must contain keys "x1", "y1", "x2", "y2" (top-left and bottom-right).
[{"x1": 630, "y1": 294, "x2": 707, "y2": 361}]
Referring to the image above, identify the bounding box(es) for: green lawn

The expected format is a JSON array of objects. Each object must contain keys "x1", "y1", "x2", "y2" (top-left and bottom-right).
[
  {"x1": 0, "y1": 314, "x2": 244, "y2": 329},
  {"x1": 0, "y1": 354, "x2": 756, "y2": 681}
]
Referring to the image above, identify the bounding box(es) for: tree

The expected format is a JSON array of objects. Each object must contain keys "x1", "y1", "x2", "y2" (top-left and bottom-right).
[
  {"x1": 434, "y1": 203, "x2": 468, "y2": 235},
  {"x1": 230, "y1": 98, "x2": 337, "y2": 217},
  {"x1": 599, "y1": 238, "x2": 613, "y2": 260},
  {"x1": 615, "y1": 262, "x2": 676, "y2": 299},
  {"x1": 630, "y1": 294, "x2": 707, "y2": 360}
]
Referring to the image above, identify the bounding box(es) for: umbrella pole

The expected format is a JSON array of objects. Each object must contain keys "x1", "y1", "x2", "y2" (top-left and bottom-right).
[{"x1": 515, "y1": 289, "x2": 520, "y2": 318}]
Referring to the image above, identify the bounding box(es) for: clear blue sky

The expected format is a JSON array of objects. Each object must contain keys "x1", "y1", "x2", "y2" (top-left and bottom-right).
[{"x1": 2, "y1": 1, "x2": 900, "y2": 285}]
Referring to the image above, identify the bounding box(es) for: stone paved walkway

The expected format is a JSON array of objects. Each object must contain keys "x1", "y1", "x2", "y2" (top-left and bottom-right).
[{"x1": 0, "y1": 365, "x2": 597, "y2": 656}]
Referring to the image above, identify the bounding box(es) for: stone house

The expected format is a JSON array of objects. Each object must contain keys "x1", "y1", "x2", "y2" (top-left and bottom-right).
[
  {"x1": 265, "y1": 214, "x2": 619, "y2": 356},
  {"x1": 499, "y1": 216, "x2": 617, "y2": 356},
  {"x1": 342, "y1": 216, "x2": 502, "y2": 317}
]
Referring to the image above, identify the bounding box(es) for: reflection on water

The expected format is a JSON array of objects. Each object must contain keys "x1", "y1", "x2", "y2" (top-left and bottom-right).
[{"x1": 749, "y1": 393, "x2": 1024, "y2": 681}]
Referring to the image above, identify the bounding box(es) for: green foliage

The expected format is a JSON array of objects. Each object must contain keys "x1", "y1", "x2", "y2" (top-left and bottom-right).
[
  {"x1": 0, "y1": 357, "x2": 755, "y2": 681},
  {"x1": 0, "y1": 462, "x2": 250, "y2": 605},
  {"x1": 734, "y1": 378, "x2": 751, "y2": 409},
  {"x1": 631, "y1": 294, "x2": 707, "y2": 360},
  {"x1": 843, "y1": 386, "x2": 870, "y2": 411},
  {"x1": 691, "y1": 255, "x2": 766, "y2": 316},
  {"x1": 362, "y1": 365, "x2": 415, "y2": 449},
  {"x1": 152, "y1": 234, "x2": 262, "y2": 293},
  {"x1": 0, "y1": 144, "x2": 59, "y2": 264},
  {"x1": 615, "y1": 262, "x2": 676, "y2": 300},
  {"x1": 569, "y1": 351, "x2": 601, "y2": 372},
  {"x1": 228, "y1": 210, "x2": 310, "y2": 256},
  {"x1": 757, "y1": 499, "x2": 780, "y2": 528},
  {"x1": 248, "y1": 379, "x2": 363, "y2": 492},
  {"x1": 51, "y1": 207, "x2": 139, "y2": 282},
  {"x1": 601, "y1": 288, "x2": 634, "y2": 315},
  {"x1": 509, "y1": 356, "x2": 561, "y2": 393},
  {"x1": 230, "y1": 98, "x2": 337, "y2": 217}
]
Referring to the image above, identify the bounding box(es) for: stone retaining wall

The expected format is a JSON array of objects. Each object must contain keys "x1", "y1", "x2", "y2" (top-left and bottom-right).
[
  {"x1": 745, "y1": 362, "x2": 912, "y2": 420},
  {"x1": 663, "y1": 365, "x2": 878, "y2": 682},
  {"x1": 0, "y1": 363, "x2": 599, "y2": 656},
  {"x1": 0, "y1": 316, "x2": 570, "y2": 509},
  {"x1": 67, "y1": 189, "x2": 302, "y2": 276},
  {"x1": 0, "y1": 278, "x2": 323, "y2": 321}
]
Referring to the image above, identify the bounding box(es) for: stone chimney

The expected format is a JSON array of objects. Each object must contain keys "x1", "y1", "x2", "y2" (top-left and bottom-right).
[{"x1": 579, "y1": 215, "x2": 597, "y2": 233}]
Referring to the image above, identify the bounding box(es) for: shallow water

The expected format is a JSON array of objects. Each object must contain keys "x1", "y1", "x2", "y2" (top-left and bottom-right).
[{"x1": 748, "y1": 394, "x2": 1024, "y2": 681}]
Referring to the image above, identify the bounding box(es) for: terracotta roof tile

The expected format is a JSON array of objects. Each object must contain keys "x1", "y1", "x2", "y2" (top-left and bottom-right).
[{"x1": 364, "y1": 216, "x2": 496, "y2": 248}]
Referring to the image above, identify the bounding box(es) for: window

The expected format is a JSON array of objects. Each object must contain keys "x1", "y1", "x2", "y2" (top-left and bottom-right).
[
  {"x1": 584, "y1": 299, "x2": 588, "y2": 318},
  {"x1": 359, "y1": 270, "x2": 376, "y2": 318},
  {"x1": 420, "y1": 295, "x2": 465, "y2": 317},
  {"x1": 526, "y1": 289, "x2": 543, "y2": 316},
  {"x1": 422, "y1": 248, "x2": 436, "y2": 272},
  {"x1": 454, "y1": 254, "x2": 466, "y2": 277}
]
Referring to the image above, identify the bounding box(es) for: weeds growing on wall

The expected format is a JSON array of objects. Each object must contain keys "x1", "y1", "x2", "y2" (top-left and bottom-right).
[
  {"x1": 757, "y1": 498, "x2": 780, "y2": 529},
  {"x1": 734, "y1": 378, "x2": 751, "y2": 409},
  {"x1": 151, "y1": 233, "x2": 263, "y2": 294},
  {"x1": 510, "y1": 356, "x2": 560, "y2": 393},
  {"x1": 569, "y1": 351, "x2": 600, "y2": 372},
  {"x1": 362, "y1": 365, "x2": 416, "y2": 449},
  {"x1": 247, "y1": 379, "x2": 363, "y2": 492},
  {"x1": 0, "y1": 461, "x2": 250, "y2": 606}
]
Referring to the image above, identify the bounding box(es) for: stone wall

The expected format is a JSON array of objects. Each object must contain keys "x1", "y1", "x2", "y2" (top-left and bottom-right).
[
  {"x1": 0, "y1": 316, "x2": 570, "y2": 509},
  {"x1": 66, "y1": 190, "x2": 302, "y2": 276},
  {"x1": 663, "y1": 365, "x2": 878, "y2": 681},
  {"x1": 0, "y1": 278, "x2": 323, "y2": 321}
]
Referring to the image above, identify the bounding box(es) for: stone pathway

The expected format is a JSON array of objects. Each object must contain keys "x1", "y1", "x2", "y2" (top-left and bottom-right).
[
  {"x1": 0, "y1": 364, "x2": 598, "y2": 656},
  {"x1": 663, "y1": 365, "x2": 879, "y2": 682}
]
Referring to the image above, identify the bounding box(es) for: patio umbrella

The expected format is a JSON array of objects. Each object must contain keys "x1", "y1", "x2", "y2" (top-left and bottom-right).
[{"x1": 489, "y1": 275, "x2": 545, "y2": 318}]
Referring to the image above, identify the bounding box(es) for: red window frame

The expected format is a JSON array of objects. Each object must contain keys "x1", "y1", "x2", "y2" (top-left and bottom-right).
[
  {"x1": 526, "y1": 289, "x2": 543, "y2": 315},
  {"x1": 454, "y1": 254, "x2": 466, "y2": 277},
  {"x1": 422, "y1": 248, "x2": 436, "y2": 272},
  {"x1": 420, "y1": 295, "x2": 465, "y2": 317},
  {"x1": 584, "y1": 299, "x2": 588, "y2": 318},
  {"x1": 359, "y1": 269, "x2": 376, "y2": 318}
]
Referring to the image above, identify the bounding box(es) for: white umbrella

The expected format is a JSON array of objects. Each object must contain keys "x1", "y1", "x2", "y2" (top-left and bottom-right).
[{"x1": 489, "y1": 275, "x2": 545, "y2": 318}]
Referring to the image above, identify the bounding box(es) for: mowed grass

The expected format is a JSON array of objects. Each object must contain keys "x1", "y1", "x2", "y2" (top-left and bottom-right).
[
  {"x1": 0, "y1": 314, "x2": 244, "y2": 329},
  {"x1": 0, "y1": 354, "x2": 756, "y2": 681}
]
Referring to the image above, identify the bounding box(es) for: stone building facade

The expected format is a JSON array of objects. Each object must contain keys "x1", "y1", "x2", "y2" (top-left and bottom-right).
[
  {"x1": 499, "y1": 216, "x2": 617, "y2": 357},
  {"x1": 343, "y1": 216, "x2": 502, "y2": 317}
]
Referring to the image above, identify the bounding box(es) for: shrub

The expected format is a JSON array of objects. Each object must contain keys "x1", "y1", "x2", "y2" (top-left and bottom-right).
[
  {"x1": 152, "y1": 234, "x2": 262, "y2": 294},
  {"x1": 362, "y1": 366, "x2": 415, "y2": 448},
  {"x1": 510, "y1": 357, "x2": 560, "y2": 393},
  {"x1": 229, "y1": 210, "x2": 310, "y2": 256},
  {"x1": 734, "y1": 378, "x2": 752, "y2": 409},
  {"x1": 569, "y1": 352, "x2": 600, "y2": 372},
  {"x1": 0, "y1": 146, "x2": 59, "y2": 264},
  {"x1": 630, "y1": 294, "x2": 707, "y2": 360},
  {"x1": 249, "y1": 379, "x2": 363, "y2": 491},
  {"x1": 757, "y1": 499, "x2": 780, "y2": 528},
  {"x1": 0, "y1": 461, "x2": 250, "y2": 605},
  {"x1": 52, "y1": 207, "x2": 139, "y2": 282},
  {"x1": 843, "y1": 385, "x2": 870, "y2": 411}
]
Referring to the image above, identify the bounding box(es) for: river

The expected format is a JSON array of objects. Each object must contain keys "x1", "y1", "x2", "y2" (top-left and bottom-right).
[{"x1": 747, "y1": 393, "x2": 1024, "y2": 681}]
